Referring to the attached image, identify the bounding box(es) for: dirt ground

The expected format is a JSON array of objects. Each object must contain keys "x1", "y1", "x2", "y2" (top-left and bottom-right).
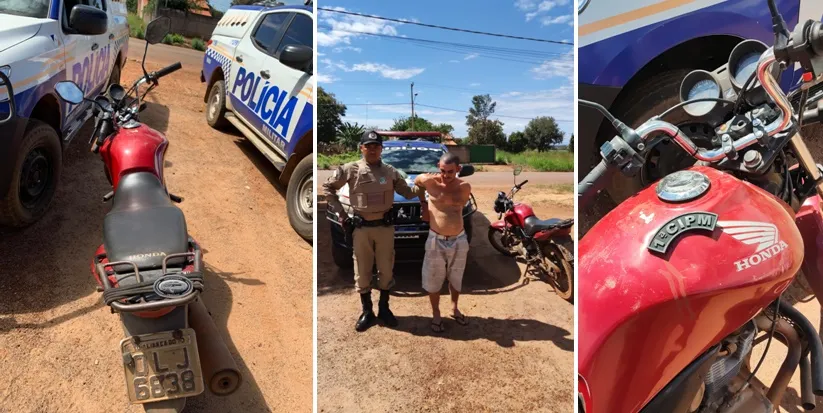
[
  {"x1": 316, "y1": 179, "x2": 574, "y2": 412},
  {"x1": 0, "y1": 52, "x2": 312, "y2": 411}
]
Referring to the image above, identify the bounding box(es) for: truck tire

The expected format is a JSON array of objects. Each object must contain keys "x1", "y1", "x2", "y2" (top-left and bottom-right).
[
  {"x1": 0, "y1": 119, "x2": 62, "y2": 227},
  {"x1": 287, "y1": 155, "x2": 313, "y2": 241},
  {"x1": 206, "y1": 80, "x2": 229, "y2": 129},
  {"x1": 599, "y1": 69, "x2": 692, "y2": 203}
]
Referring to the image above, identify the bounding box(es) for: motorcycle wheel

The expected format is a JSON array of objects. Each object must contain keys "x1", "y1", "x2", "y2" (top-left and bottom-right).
[
  {"x1": 487, "y1": 226, "x2": 517, "y2": 257},
  {"x1": 541, "y1": 242, "x2": 573, "y2": 303}
]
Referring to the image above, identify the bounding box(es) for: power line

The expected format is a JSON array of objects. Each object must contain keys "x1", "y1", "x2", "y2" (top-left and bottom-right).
[
  {"x1": 416, "y1": 103, "x2": 573, "y2": 122},
  {"x1": 318, "y1": 7, "x2": 574, "y2": 46}
]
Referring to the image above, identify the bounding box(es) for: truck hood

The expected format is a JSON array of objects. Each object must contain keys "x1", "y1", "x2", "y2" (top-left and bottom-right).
[
  {"x1": 0, "y1": 15, "x2": 44, "y2": 54},
  {"x1": 338, "y1": 174, "x2": 422, "y2": 206}
]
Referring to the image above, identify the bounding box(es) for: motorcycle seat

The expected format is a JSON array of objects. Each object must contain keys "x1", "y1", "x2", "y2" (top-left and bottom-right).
[
  {"x1": 524, "y1": 216, "x2": 574, "y2": 236},
  {"x1": 103, "y1": 172, "x2": 188, "y2": 272}
]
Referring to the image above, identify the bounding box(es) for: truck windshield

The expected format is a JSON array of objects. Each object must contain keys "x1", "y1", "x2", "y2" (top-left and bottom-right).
[
  {"x1": 0, "y1": 0, "x2": 50, "y2": 18},
  {"x1": 382, "y1": 147, "x2": 444, "y2": 175}
]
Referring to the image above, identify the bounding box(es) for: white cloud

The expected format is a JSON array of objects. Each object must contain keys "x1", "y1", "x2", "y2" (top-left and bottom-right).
[
  {"x1": 449, "y1": 59, "x2": 460, "y2": 63},
  {"x1": 530, "y1": 50, "x2": 574, "y2": 80},
  {"x1": 395, "y1": 92, "x2": 404, "y2": 97},
  {"x1": 333, "y1": 46, "x2": 362, "y2": 53},
  {"x1": 464, "y1": 53, "x2": 479, "y2": 60},
  {"x1": 318, "y1": 6, "x2": 405, "y2": 47},
  {"x1": 493, "y1": 86, "x2": 574, "y2": 134},
  {"x1": 317, "y1": 74, "x2": 339, "y2": 84},
  {"x1": 469, "y1": 83, "x2": 481, "y2": 87},
  {"x1": 541, "y1": 14, "x2": 572, "y2": 25},
  {"x1": 350, "y1": 62, "x2": 424, "y2": 79},
  {"x1": 516, "y1": 0, "x2": 571, "y2": 22}
]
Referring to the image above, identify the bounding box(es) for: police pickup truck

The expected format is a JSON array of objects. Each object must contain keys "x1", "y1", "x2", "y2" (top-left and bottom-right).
[
  {"x1": 326, "y1": 132, "x2": 478, "y2": 268},
  {"x1": 0, "y1": 0, "x2": 129, "y2": 227},
  {"x1": 201, "y1": 3, "x2": 314, "y2": 240},
  {"x1": 579, "y1": 0, "x2": 823, "y2": 206}
]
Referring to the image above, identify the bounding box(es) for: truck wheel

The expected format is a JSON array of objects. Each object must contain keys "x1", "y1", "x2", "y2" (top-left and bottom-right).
[
  {"x1": 206, "y1": 80, "x2": 229, "y2": 129},
  {"x1": 287, "y1": 156, "x2": 313, "y2": 241},
  {"x1": 332, "y1": 242, "x2": 353, "y2": 269},
  {"x1": 599, "y1": 70, "x2": 694, "y2": 203},
  {"x1": 0, "y1": 120, "x2": 62, "y2": 227}
]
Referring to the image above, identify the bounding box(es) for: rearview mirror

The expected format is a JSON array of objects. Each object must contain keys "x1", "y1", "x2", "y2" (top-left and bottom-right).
[
  {"x1": 69, "y1": 5, "x2": 108, "y2": 35},
  {"x1": 55, "y1": 81, "x2": 85, "y2": 105},
  {"x1": 145, "y1": 17, "x2": 171, "y2": 45},
  {"x1": 460, "y1": 165, "x2": 475, "y2": 178},
  {"x1": 514, "y1": 166, "x2": 523, "y2": 176},
  {"x1": 279, "y1": 45, "x2": 313, "y2": 72}
]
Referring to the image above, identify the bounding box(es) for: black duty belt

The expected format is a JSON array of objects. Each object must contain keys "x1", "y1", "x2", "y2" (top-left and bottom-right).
[{"x1": 352, "y1": 212, "x2": 394, "y2": 228}]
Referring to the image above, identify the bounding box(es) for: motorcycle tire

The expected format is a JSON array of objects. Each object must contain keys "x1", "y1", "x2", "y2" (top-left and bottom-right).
[
  {"x1": 487, "y1": 226, "x2": 517, "y2": 257},
  {"x1": 542, "y1": 241, "x2": 574, "y2": 303}
]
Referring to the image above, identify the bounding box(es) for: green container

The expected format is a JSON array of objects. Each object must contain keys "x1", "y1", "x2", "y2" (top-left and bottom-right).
[{"x1": 469, "y1": 145, "x2": 496, "y2": 164}]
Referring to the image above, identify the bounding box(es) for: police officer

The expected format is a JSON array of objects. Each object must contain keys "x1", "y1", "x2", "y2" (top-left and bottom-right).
[{"x1": 323, "y1": 130, "x2": 419, "y2": 331}]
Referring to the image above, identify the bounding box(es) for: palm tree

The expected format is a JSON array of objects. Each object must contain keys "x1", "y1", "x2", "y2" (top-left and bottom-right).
[{"x1": 338, "y1": 122, "x2": 365, "y2": 150}]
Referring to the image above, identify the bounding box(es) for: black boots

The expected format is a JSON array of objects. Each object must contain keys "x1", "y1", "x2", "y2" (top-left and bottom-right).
[
  {"x1": 378, "y1": 289, "x2": 398, "y2": 327},
  {"x1": 355, "y1": 292, "x2": 376, "y2": 332},
  {"x1": 356, "y1": 290, "x2": 397, "y2": 331}
]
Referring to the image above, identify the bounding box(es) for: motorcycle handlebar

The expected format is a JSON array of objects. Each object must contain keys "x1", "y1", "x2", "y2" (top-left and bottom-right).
[
  {"x1": 152, "y1": 62, "x2": 182, "y2": 80},
  {"x1": 578, "y1": 160, "x2": 614, "y2": 209},
  {"x1": 517, "y1": 180, "x2": 529, "y2": 188}
]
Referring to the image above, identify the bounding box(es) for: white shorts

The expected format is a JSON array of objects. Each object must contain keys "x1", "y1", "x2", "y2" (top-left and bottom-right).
[{"x1": 422, "y1": 230, "x2": 469, "y2": 293}]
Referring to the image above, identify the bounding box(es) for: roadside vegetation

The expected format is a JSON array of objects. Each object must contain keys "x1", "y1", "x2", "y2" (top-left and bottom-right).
[
  {"x1": 127, "y1": 13, "x2": 207, "y2": 51},
  {"x1": 317, "y1": 86, "x2": 574, "y2": 172}
]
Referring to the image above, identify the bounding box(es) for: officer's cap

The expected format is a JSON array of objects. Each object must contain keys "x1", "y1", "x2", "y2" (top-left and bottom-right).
[{"x1": 360, "y1": 130, "x2": 382, "y2": 145}]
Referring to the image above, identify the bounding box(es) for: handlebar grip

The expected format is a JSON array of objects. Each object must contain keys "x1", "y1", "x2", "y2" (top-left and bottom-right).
[
  {"x1": 154, "y1": 62, "x2": 182, "y2": 79},
  {"x1": 578, "y1": 160, "x2": 615, "y2": 210},
  {"x1": 803, "y1": 100, "x2": 823, "y2": 126},
  {"x1": 519, "y1": 180, "x2": 529, "y2": 188}
]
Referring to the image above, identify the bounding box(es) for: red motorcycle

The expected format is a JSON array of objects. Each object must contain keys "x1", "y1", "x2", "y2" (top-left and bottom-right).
[
  {"x1": 54, "y1": 18, "x2": 240, "y2": 413},
  {"x1": 578, "y1": 2, "x2": 823, "y2": 412},
  {"x1": 488, "y1": 167, "x2": 574, "y2": 302}
]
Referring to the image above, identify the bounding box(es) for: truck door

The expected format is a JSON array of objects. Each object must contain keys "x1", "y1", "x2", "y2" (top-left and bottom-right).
[
  {"x1": 228, "y1": 10, "x2": 293, "y2": 155},
  {"x1": 63, "y1": 0, "x2": 112, "y2": 104}
]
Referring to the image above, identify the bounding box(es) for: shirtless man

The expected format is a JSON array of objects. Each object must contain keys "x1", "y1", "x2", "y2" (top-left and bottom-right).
[{"x1": 414, "y1": 153, "x2": 472, "y2": 332}]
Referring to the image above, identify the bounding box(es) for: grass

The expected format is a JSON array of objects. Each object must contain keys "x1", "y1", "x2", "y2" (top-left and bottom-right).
[
  {"x1": 318, "y1": 152, "x2": 361, "y2": 169},
  {"x1": 127, "y1": 13, "x2": 146, "y2": 39},
  {"x1": 163, "y1": 33, "x2": 186, "y2": 46},
  {"x1": 496, "y1": 150, "x2": 573, "y2": 172},
  {"x1": 531, "y1": 183, "x2": 574, "y2": 194},
  {"x1": 191, "y1": 38, "x2": 206, "y2": 51}
]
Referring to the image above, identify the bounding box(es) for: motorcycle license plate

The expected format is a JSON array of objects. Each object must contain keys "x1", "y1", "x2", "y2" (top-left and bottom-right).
[{"x1": 120, "y1": 328, "x2": 204, "y2": 403}]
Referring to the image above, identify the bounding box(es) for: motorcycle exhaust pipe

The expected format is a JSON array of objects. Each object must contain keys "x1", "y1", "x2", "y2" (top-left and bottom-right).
[
  {"x1": 778, "y1": 301, "x2": 823, "y2": 395},
  {"x1": 800, "y1": 350, "x2": 816, "y2": 410},
  {"x1": 189, "y1": 298, "x2": 242, "y2": 395}
]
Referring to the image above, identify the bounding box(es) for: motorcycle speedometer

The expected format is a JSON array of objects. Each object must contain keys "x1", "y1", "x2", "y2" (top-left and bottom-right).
[{"x1": 680, "y1": 70, "x2": 722, "y2": 117}]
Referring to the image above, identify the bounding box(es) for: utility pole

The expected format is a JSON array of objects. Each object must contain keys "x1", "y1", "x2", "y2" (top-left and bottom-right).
[{"x1": 410, "y1": 82, "x2": 415, "y2": 131}]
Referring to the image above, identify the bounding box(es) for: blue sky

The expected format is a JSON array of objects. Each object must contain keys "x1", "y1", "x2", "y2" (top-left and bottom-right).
[{"x1": 317, "y1": 0, "x2": 574, "y2": 140}]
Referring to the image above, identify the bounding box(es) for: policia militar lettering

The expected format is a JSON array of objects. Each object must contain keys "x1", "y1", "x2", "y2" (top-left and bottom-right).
[{"x1": 322, "y1": 130, "x2": 421, "y2": 331}]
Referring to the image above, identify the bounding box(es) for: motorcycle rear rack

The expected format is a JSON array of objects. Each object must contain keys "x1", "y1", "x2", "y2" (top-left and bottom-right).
[{"x1": 94, "y1": 241, "x2": 203, "y2": 313}]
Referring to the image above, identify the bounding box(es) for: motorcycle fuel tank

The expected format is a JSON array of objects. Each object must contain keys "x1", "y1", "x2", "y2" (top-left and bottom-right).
[
  {"x1": 101, "y1": 124, "x2": 169, "y2": 190},
  {"x1": 505, "y1": 203, "x2": 536, "y2": 227},
  {"x1": 579, "y1": 166, "x2": 803, "y2": 413}
]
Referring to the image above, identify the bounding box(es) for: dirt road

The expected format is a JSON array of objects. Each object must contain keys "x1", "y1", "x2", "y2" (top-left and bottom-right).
[
  {"x1": 317, "y1": 180, "x2": 574, "y2": 412},
  {"x1": 0, "y1": 48, "x2": 311, "y2": 411}
]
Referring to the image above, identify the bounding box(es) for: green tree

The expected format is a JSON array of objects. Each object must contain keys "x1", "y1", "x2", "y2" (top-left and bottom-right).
[
  {"x1": 318, "y1": 86, "x2": 346, "y2": 144},
  {"x1": 338, "y1": 122, "x2": 365, "y2": 150},
  {"x1": 467, "y1": 119, "x2": 506, "y2": 147},
  {"x1": 163, "y1": 0, "x2": 200, "y2": 12},
  {"x1": 466, "y1": 94, "x2": 496, "y2": 128},
  {"x1": 390, "y1": 115, "x2": 435, "y2": 132},
  {"x1": 507, "y1": 131, "x2": 527, "y2": 153},
  {"x1": 568, "y1": 134, "x2": 574, "y2": 152},
  {"x1": 524, "y1": 116, "x2": 564, "y2": 151},
  {"x1": 127, "y1": 0, "x2": 138, "y2": 13},
  {"x1": 433, "y1": 123, "x2": 454, "y2": 135}
]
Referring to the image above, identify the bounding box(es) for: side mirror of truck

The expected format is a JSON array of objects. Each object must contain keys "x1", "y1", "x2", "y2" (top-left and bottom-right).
[
  {"x1": 69, "y1": 5, "x2": 108, "y2": 36},
  {"x1": 279, "y1": 45, "x2": 313, "y2": 72},
  {"x1": 460, "y1": 165, "x2": 475, "y2": 177}
]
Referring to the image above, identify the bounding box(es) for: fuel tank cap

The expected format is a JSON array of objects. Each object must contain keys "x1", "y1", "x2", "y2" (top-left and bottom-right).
[{"x1": 656, "y1": 170, "x2": 711, "y2": 203}]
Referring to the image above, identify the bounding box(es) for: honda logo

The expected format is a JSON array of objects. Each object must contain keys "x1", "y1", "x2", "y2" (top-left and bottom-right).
[{"x1": 718, "y1": 221, "x2": 789, "y2": 271}]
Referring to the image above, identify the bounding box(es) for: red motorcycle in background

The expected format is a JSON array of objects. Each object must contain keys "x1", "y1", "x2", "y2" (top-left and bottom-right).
[
  {"x1": 487, "y1": 167, "x2": 574, "y2": 302},
  {"x1": 54, "y1": 18, "x2": 240, "y2": 413},
  {"x1": 578, "y1": 1, "x2": 823, "y2": 412}
]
